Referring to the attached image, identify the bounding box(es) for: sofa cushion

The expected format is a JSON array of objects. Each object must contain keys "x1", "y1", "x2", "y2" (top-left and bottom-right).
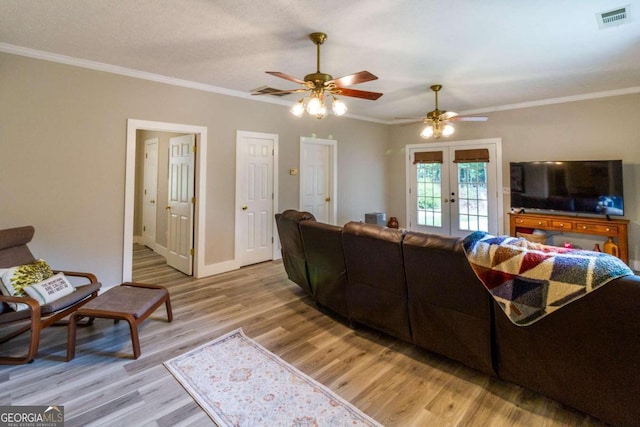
[
  {"x1": 403, "y1": 231, "x2": 495, "y2": 375},
  {"x1": 300, "y1": 221, "x2": 349, "y2": 319},
  {"x1": 342, "y1": 222, "x2": 411, "y2": 342},
  {"x1": 275, "y1": 210, "x2": 316, "y2": 295}
]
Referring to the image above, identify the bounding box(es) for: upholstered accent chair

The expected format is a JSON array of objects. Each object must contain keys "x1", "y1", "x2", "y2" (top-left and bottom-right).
[{"x1": 0, "y1": 226, "x2": 101, "y2": 364}]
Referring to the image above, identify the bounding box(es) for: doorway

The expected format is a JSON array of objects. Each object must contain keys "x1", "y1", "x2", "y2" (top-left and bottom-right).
[
  {"x1": 299, "y1": 137, "x2": 337, "y2": 224},
  {"x1": 406, "y1": 139, "x2": 503, "y2": 237},
  {"x1": 142, "y1": 138, "x2": 158, "y2": 250},
  {"x1": 124, "y1": 119, "x2": 208, "y2": 282}
]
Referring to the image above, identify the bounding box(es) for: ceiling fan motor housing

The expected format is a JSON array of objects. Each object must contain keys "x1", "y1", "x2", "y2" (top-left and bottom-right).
[{"x1": 304, "y1": 72, "x2": 333, "y2": 85}]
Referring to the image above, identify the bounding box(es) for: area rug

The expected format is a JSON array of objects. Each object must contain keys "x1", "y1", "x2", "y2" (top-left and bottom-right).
[{"x1": 164, "y1": 328, "x2": 382, "y2": 427}]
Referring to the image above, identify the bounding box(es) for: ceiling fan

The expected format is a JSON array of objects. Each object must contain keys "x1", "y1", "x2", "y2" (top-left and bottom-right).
[
  {"x1": 253, "y1": 32, "x2": 383, "y2": 119},
  {"x1": 399, "y1": 85, "x2": 488, "y2": 138}
]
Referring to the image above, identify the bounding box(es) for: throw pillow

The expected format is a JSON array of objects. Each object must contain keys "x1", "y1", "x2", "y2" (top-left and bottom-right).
[
  {"x1": 23, "y1": 272, "x2": 74, "y2": 305},
  {"x1": 0, "y1": 259, "x2": 54, "y2": 311}
]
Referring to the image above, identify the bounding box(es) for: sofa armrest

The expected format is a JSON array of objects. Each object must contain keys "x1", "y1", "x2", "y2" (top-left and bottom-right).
[{"x1": 0, "y1": 294, "x2": 41, "y2": 323}]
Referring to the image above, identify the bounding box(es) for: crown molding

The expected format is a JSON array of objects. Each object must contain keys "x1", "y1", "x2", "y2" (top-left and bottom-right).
[{"x1": 2, "y1": 43, "x2": 638, "y2": 126}]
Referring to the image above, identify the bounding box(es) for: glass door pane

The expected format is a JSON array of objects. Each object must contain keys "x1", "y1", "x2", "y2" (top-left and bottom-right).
[
  {"x1": 456, "y1": 162, "x2": 489, "y2": 232},
  {"x1": 416, "y1": 163, "x2": 442, "y2": 227},
  {"x1": 411, "y1": 149, "x2": 451, "y2": 234}
]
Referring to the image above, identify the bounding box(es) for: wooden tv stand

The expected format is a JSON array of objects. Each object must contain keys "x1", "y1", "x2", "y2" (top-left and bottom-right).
[{"x1": 509, "y1": 212, "x2": 629, "y2": 265}]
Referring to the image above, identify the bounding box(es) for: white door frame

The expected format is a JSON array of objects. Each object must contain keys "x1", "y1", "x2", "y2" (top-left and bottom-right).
[
  {"x1": 124, "y1": 119, "x2": 208, "y2": 281},
  {"x1": 299, "y1": 137, "x2": 337, "y2": 224},
  {"x1": 234, "y1": 130, "x2": 279, "y2": 264},
  {"x1": 405, "y1": 138, "x2": 504, "y2": 235},
  {"x1": 142, "y1": 138, "x2": 159, "y2": 250}
]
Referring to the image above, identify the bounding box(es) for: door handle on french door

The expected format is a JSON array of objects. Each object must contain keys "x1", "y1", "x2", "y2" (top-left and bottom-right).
[
  {"x1": 241, "y1": 206, "x2": 248, "y2": 210},
  {"x1": 325, "y1": 197, "x2": 331, "y2": 202}
]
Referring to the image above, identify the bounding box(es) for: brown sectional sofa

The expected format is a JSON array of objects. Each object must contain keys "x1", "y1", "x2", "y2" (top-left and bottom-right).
[{"x1": 275, "y1": 209, "x2": 640, "y2": 426}]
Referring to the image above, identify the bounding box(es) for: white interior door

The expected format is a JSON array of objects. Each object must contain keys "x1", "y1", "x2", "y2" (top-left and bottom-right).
[
  {"x1": 167, "y1": 134, "x2": 195, "y2": 275},
  {"x1": 408, "y1": 140, "x2": 501, "y2": 237},
  {"x1": 142, "y1": 138, "x2": 158, "y2": 249},
  {"x1": 300, "y1": 137, "x2": 336, "y2": 224},
  {"x1": 236, "y1": 131, "x2": 276, "y2": 267}
]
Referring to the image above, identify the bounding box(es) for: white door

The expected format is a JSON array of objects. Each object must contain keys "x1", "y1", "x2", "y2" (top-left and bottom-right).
[
  {"x1": 300, "y1": 137, "x2": 336, "y2": 224},
  {"x1": 236, "y1": 131, "x2": 276, "y2": 267},
  {"x1": 142, "y1": 138, "x2": 158, "y2": 249},
  {"x1": 408, "y1": 141, "x2": 501, "y2": 237},
  {"x1": 167, "y1": 134, "x2": 195, "y2": 275}
]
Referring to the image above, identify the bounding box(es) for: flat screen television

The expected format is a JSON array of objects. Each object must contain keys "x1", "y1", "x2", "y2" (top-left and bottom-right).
[{"x1": 510, "y1": 160, "x2": 624, "y2": 216}]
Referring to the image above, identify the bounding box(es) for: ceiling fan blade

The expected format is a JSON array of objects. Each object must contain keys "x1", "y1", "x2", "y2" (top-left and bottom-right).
[
  {"x1": 251, "y1": 88, "x2": 307, "y2": 96},
  {"x1": 332, "y1": 71, "x2": 378, "y2": 88},
  {"x1": 450, "y1": 116, "x2": 489, "y2": 122},
  {"x1": 439, "y1": 111, "x2": 459, "y2": 120},
  {"x1": 265, "y1": 71, "x2": 307, "y2": 85},
  {"x1": 396, "y1": 119, "x2": 427, "y2": 126},
  {"x1": 335, "y1": 87, "x2": 383, "y2": 100}
]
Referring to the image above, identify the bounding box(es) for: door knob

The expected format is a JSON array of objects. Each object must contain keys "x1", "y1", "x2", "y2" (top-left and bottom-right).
[
  {"x1": 325, "y1": 197, "x2": 331, "y2": 202},
  {"x1": 450, "y1": 198, "x2": 456, "y2": 203},
  {"x1": 150, "y1": 200, "x2": 155, "y2": 204},
  {"x1": 444, "y1": 199, "x2": 449, "y2": 203},
  {"x1": 242, "y1": 206, "x2": 248, "y2": 210}
]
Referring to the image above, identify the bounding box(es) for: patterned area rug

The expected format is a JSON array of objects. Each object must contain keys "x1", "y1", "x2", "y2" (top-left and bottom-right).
[
  {"x1": 463, "y1": 231, "x2": 633, "y2": 326},
  {"x1": 164, "y1": 328, "x2": 382, "y2": 427}
]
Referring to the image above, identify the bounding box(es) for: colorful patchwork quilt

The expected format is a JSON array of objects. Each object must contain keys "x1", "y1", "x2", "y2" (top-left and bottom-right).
[{"x1": 463, "y1": 231, "x2": 633, "y2": 326}]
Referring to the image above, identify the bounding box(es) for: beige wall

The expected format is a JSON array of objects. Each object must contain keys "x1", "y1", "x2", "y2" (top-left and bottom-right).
[
  {"x1": 388, "y1": 93, "x2": 640, "y2": 265},
  {"x1": 2, "y1": 51, "x2": 638, "y2": 285},
  {"x1": 0, "y1": 53, "x2": 388, "y2": 286}
]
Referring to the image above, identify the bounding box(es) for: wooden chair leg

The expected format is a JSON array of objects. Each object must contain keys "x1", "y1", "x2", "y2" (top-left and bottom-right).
[
  {"x1": 0, "y1": 325, "x2": 40, "y2": 365},
  {"x1": 127, "y1": 318, "x2": 141, "y2": 359},
  {"x1": 66, "y1": 313, "x2": 78, "y2": 362},
  {"x1": 165, "y1": 297, "x2": 173, "y2": 322}
]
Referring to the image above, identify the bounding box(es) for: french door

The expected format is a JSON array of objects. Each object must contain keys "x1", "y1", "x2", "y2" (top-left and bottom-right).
[{"x1": 407, "y1": 140, "x2": 502, "y2": 237}]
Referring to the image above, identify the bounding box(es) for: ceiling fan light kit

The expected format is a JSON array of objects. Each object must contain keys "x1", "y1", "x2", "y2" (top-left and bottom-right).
[
  {"x1": 421, "y1": 121, "x2": 455, "y2": 139},
  {"x1": 257, "y1": 32, "x2": 382, "y2": 119},
  {"x1": 398, "y1": 84, "x2": 488, "y2": 139}
]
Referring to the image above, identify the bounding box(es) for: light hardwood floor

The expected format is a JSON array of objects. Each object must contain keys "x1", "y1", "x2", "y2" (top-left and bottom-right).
[{"x1": 0, "y1": 245, "x2": 605, "y2": 426}]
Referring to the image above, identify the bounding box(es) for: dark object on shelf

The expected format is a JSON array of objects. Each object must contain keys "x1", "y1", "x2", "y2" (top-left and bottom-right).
[
  {"x1": 365, "y1": 212, "x2": 386, "y2": 225},
  {"x1": 603, "y1": 237, "x2": 620, "y2": 257}
]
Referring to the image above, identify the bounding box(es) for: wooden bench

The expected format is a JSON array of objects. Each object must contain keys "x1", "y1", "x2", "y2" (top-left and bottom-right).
[{"x1": 66, "y1": 282, "x2": 172, "y2": 360}]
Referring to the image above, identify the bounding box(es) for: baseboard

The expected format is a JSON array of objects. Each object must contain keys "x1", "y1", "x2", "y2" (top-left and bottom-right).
[
  {"x1": 196, "y1": 259, "x2": 241, "y2": 278},
  {"x1": 155, "y1": 244, "x2": 168, "y2": 258}
]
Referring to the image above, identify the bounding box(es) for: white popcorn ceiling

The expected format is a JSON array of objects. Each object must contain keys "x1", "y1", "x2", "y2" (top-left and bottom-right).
[{"x1": 1, "y1": 0, "x2": 639, "y2": 122}]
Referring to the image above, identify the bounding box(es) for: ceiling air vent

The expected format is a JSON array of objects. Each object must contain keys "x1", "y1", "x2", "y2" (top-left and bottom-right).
[
  {"x1": 597, "y1": 5, "x2": 632, "y2": 29},
  {"x1": 251, "y1": 86, "x2": 290, "y2": 97}
]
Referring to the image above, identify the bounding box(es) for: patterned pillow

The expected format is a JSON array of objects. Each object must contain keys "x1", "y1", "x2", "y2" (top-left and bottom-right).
[
  {"x1": 0, "y1": 259, "x2": 54, "y2": 311},
  {"x1": 23, "y1": 272, "x2": 74, "y2": 305}
]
